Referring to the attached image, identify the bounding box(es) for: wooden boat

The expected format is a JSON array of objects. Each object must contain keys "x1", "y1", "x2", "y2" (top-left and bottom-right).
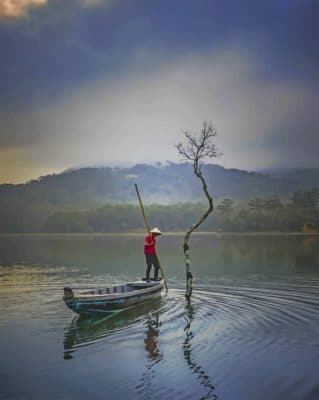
[{"x1": 63, "y1": 279, "x2": 165, "y2": 315}]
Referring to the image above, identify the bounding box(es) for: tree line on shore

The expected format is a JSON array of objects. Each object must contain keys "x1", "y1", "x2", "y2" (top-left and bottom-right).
[
  {"x1": 1, "y1": 189, "x2": 317, "y2": 234},
  {"x1": 42, "y1": 189, "x2": 318, "y2": 233}
]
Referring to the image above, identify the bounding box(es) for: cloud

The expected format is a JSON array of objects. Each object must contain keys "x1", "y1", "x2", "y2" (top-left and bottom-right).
[
  {"x1": 80, "y1": 0, "x2": 113, "y2": 8},
  {"x1": 0, "y1": 0, "x2": 113, "y2": 20},
  {"x1": 0, "y1": 0, "x2": 47, "y2": 18},
  {"x1": 1, "y1": 47, "x2": 318, "y2": 183}
]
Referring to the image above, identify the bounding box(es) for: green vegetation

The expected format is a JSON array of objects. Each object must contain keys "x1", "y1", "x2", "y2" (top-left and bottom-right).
[
  {"x1": 0, "y1": 163, "x2": 318, "y2": 233},
  {"x1": 44, "y1": 203, "x2": 209, "y2": 233},
  {"x1": 41, "y1": 190, "x2": 319, "y2": 233},
  {"x1": 217, "y1": 189, "x2": 319, "y2": 232}
]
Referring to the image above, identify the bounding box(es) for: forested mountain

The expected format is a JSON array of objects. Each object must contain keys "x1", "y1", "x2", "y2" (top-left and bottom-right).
[{"x1": 0, "y1": 163, "x2": 318, "y2": 232}]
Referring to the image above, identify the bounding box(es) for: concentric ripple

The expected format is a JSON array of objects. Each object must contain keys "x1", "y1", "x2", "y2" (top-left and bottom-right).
[
  {"x1": 1, "y1": 234, "x2": 319, "y2": 399},
  {"x1": 61, "y1": 279, "x2": 319, "y2": 400}
]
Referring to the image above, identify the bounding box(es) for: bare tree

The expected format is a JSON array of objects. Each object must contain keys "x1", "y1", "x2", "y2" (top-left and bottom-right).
[{"x1": 176, "y1": 121, "x2": 219, "y2": 300}]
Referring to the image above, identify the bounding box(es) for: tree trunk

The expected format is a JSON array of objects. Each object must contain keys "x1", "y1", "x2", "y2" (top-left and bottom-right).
[{"x1": 183, "y1": 163, "x2": 214, "y2": 300}]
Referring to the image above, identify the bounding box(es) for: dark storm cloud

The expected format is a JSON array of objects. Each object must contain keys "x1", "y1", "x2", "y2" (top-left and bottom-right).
[
  {"x1": 1, "y1": 49, "x2": 318, "y2": 171},
  {"x1": 0, "y1": 0, "x2": 318, "y2": 182},
  {"x1": 1, "y1": 0, "x2": 318, "y2": 109}
]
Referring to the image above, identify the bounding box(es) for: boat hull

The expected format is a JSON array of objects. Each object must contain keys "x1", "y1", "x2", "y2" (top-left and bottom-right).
[{"x1": 63, "y1": 280, "x2": 164, "y2": 316}]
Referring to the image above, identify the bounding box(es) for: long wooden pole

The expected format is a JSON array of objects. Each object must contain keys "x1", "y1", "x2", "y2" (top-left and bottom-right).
[{"x1": 135, "y1": 183, "x2": 168, "y2": 293}]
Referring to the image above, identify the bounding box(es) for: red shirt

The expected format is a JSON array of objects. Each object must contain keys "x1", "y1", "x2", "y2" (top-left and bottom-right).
[{"x1": 144, "y1": 234, "x2": 156, "y2": 254}]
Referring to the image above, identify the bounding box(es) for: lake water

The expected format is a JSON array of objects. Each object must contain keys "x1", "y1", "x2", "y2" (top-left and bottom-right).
[{"x1": 0, "y1": 233, "x2": 319, "y2": 400}]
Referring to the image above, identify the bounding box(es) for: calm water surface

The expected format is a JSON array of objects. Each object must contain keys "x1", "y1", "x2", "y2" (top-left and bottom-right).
[{"x1": 0, "y1": 234, "x2": 319, "y2": 400}]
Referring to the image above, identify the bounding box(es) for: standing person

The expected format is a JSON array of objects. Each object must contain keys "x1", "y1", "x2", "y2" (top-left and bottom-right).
[{"x1": 144, "y1": 227, "x2": 162, "y2": 281}]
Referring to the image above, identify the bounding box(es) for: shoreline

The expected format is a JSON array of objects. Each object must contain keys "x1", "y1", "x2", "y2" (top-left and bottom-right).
[{"x1": 0, "y1": 231, "x2": 318, "y2": 237}]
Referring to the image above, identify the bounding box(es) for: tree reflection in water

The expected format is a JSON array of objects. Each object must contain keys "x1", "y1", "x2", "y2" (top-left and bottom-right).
[
  {"x1": 136, "y1": 302, "x2": 217, "y2": 400},
  {"x1": 63, "y1": 297, "x2": 218, "y2": 399},
  {"x1": 183, "y1": 302, "x2": 217, "y2": 400}
]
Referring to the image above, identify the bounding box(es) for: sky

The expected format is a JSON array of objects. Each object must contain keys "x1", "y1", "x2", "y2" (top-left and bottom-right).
[{"x1": 0, "y1": 0, "x2": 318, "y2": 183}]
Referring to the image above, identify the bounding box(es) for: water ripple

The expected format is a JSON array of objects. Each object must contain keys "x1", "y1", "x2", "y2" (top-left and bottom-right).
[{"x1": 60, "y1": 278, "x2": 319, "y2": 399}]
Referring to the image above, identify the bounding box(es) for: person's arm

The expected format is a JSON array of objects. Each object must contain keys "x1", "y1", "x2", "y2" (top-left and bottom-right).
[{"x1": 144, "y1": 235, "x2": 155, "y2": 246}]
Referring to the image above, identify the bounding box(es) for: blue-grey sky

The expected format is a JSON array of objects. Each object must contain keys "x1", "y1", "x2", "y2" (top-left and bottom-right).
[{"x1": 0, "y1": 0, "x2": 318, "y2": 183}]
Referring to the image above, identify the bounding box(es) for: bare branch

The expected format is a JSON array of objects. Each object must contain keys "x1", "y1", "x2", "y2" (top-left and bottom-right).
[
  {"x1": 177, "y1": 121, "x2": 218, "y2": 166},
  {"x1": 175, "y1": 121, "x2": 220, "y2": 301}
]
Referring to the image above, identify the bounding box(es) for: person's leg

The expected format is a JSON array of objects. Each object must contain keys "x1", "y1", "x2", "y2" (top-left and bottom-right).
[
  {"x1": 152, "y1": 254, "x2": 160, "y2": 280},
  {"x1": 145, "y1": 254, "x2": 152, "y2": 280}
]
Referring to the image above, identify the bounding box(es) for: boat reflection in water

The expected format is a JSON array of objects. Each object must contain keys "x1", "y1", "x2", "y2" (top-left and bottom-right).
[
  {"x1": 63, "y1": 297, "x2": 163, "y2": 360},
  {"x1": 64, "y1": 291, "x2": 217, "y2": 399}
]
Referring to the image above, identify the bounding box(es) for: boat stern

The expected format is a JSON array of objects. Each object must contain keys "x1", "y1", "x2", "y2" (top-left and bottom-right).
[{"x1": 63, "y1": 287, "x2": 74, "y2": 300}]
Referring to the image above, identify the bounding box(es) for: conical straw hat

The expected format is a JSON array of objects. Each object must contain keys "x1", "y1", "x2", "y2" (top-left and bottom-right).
[{"x1": 150, "y1": 227, "x2": 162, "y2": 235}]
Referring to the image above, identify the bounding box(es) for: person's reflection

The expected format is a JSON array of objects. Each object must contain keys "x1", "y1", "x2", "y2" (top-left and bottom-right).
[
  {"x1": 144, "y1": 314, "x2": 162, "y2": 360},
  {"x1": 136, "y1": 312, "x2": 163, "y2": 398},
  {"x1": 63, "y1": 299, "x2": 163, "y2": 360},
  {"x1": 184, "y1": 302, "x2": 217, "y2": 400}
]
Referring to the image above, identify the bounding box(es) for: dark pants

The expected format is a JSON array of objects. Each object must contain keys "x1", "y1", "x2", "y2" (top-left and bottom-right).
[{"x1": 145, "y1": 253, "x2": 160, "y2": 279}]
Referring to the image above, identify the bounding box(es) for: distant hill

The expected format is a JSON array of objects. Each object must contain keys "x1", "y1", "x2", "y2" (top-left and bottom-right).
[
  {"x1": 263, "y1": 168, "x2": 319, "y2": 190},
  {"x1": 0, "y1": 163, "x2": 318, "y2": 232}
]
